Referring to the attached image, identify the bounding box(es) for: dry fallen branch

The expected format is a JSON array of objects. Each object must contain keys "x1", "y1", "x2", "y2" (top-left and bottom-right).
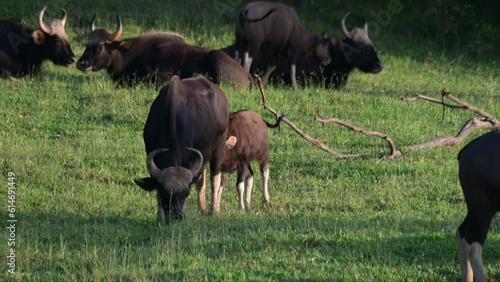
[
  {"x1": 409, "y1": 118, "x2": 497, "y2": 150},
  {"x1": 254, "y1": 74, "x2": 361, "y2": 159},
  {"x1": 399, "y1": 93, "x2": 467, "y2": 109},
  {"x1": 315, "y1": 109, "x2": 402, "y2": 159},
  {"x1": 401, "y1": 89, "x2": 500, "y2": 150},
  {"x1": 442, "y1": 89, "x2": 499, "y2": 123}
]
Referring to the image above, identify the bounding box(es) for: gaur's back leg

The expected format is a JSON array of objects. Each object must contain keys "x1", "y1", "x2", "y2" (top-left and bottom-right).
[
  {"x1": 260, "y1": 161, "x2": 270, "y2": 204},
  {"x1": 457, "y1": 176, "x2": 497, "y2": 282},
  {"x1": 236, "y1": 164, "x2": 249, "y2": 210},
  {"x1": 245, "y1": 164, "x2": 255, "y2": 210}
]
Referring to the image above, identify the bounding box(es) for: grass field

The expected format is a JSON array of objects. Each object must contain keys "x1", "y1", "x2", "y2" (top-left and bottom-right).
[{"x1": 1, "y1": 0, "x2": 500, "y2": 281}]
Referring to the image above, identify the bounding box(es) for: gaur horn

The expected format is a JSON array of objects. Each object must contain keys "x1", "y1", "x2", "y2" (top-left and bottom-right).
[
  {"x1": 341, "y1": 13, "x2": 351, "y2": 39},
  {"x1": 185, "y1": 147, "x2": 204, "y2": 177},
  {"x1": 37, "y1": 6, "x2": 52, "y2": 34},
  {"x1": 107, "y1": 14, "x2": 122, "y2": 42},
  {"x1": 90, "y1": 14, "x2": 97, "y2": 32},
  {"x1": 60, "y1": 8, "x2": 67, "y2": 27},
  {"x1": 146, "y1": 148, "x2": 169, "y2": 179},
  {"x1": 362, "y1": 16, "x2": 368, "y2": 32}
]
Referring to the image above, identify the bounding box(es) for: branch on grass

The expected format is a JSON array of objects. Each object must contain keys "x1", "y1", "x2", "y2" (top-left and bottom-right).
[
  {"x1": 253, "y1": 74, "x2": 362, "y2": 159},
  {"x1": 399, "y1": 93, "x2": 467, "y2": 109},
  {"x1": 408, "y1": 118, "x2": 498, "y2": 150},
  {"x1": 402, "y1": 89, "x2": 500, "y2": 150},
  {"x1": 315, "y1": 109, "x2": 402, "y2": 159},
  {"x1": 441, "y1": 89, "x2": 499, "y2": 124}
]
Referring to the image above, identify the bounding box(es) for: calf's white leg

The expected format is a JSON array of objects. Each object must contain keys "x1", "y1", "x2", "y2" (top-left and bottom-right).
[
  {"x1": 261, "y1": 164, "x2": 270, "y2": 203},
  {"x1": 245, "y1": 174, "x2": 254, "y2": 211}
]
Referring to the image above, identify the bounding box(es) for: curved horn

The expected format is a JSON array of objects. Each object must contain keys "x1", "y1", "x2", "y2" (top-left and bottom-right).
[
  {"x1": 362, "y1": 16, "x2": 368, "y2": 32},
  {"x1": 60, "y1": 8, "x2": 67, "y2": 27},
  {"x1": 341, "y1": 13, "x2": 351, "y2": 39},
  {"x1": 90, "y1": 14, "x2": 97, "y2": 32},
  {"x1": 185, "y1": 147, "x2": 204, "y2": 177},
  {"x1": 37, "y1": 6, "x2": 52, "y2": 34},
  {"x1": 107, "y1": 14, "x2": 122, "y2": 42},
  {"x1": 146, "y1": 148, "x2": 169, "y2": 179}
]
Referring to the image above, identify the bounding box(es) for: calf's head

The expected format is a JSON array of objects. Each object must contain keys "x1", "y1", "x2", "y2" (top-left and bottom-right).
[
  {"x1": 134, "y1": 148, "x2": 203, "y2": 222},
  {"x1": 337, "y1": 13, "x2": 383, "y2": 73},
  {"x1": 76, "y1": 15, "x2": 124, "y2": 73},
  {"x1": 33, "y1": 7, "x2": 77, "y2": 66}
]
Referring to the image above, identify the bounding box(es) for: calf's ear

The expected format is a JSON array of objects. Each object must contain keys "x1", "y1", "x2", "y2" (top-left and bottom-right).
[
  {"x1": 225, "y1": 136, "x2": 237, "y2": 149},
  {"x1": 133, "y1": 177, "x2": 158, "y2": 191},
  {"x1": 32, "y1": 30, "x2": 45, "y2": 45}
]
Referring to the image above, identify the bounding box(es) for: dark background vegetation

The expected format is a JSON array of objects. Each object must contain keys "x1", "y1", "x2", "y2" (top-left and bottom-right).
[{"x1": 1, "y1": 0, "x2": 499, "y2": 58}]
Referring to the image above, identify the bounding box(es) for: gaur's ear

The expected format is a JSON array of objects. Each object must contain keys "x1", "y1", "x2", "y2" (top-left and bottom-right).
[
  {"x1": 225, "y1": 136, "x2": 237, "y2": 150},
  {"x1": 330, "y1": 37, "x2": 341, "y2": 46},
  {"x1": 190, "y1": 173, "x2": 203, "y2": 186},
  {"x1": 119, "y1": 40, "x2": 134, "y2": 51},
  {"x1": 133, "y1": 177, "x2": 158, "y2": 191},
  {"x1": 32, "y1": 30, "x2": 45, "y2": 45}
]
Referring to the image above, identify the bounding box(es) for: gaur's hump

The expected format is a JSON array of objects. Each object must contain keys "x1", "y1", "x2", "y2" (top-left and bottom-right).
[
  {"x1": 139, "y1": 31, "x2": 185, "y2": 42},
  {"x1": 0, "y1": 20, "x2": 29, "y2": 32}
]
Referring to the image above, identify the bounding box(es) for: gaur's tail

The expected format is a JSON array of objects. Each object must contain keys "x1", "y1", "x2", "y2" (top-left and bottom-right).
[
  {"x1": 264, "y1": 114, "x2": 285, "y2": 129},
  {"x1": 238, "y1": 7, "x2": 277, "y2": 27}
]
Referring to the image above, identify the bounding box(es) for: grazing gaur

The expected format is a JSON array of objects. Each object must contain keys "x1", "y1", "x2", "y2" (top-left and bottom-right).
[
  {"x1": 222, "y1": 13, "x2": 383, "y2": 88},
  {"x1": 456, "y1": 130, "x2": 500, "y2": 282},
  {"x1": 134, "y1": 75, "x2": 229, "y2": 224},
  {"x1": 220, "y1": 110, "x2": 282, "y2": 211},
  {"x1": 0, "y1": 7, "x2": 77, "y2": 78},
  {"x1": 77, "y1": 15, "x2": 251, "y2": 90},
  {"x1": 235, "y1": 1, "x2": 330, "y2": 89}
]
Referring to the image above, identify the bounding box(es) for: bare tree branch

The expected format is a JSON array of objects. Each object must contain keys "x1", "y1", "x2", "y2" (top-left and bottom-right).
[
  {"x1": 408, "y1": 118, "x2": 497, "y2": 150},
  {"x1": 315, "y1": 109, "x2": 402, "y2": 159},
  {"x1": 441, "y1": 89, "x2": 499, "y2": 124},
  {"x1": 399, "y1": 93, "x2": 467, "y2": 109},
  {"x1": 403, "y1": 89, "x2": 499, "y2": 150},
  {"x1": 254, "y1": 74, "x2": 361, "y2": 159}
]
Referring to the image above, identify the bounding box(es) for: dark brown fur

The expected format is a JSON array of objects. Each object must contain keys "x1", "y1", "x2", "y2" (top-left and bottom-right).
[
  {"x1": 221, "y1": 109, "x2": 282, "y2": 210},
  {"x1": 0, "y1": 7, "x2": 76, "y2": 78},
  {"x1": 77, "y1": 19, "x2": 251, "y2": 90},
  {"x1": 223, "y1": 13, "x2": 383, "y2": 88},
  {"x1": 235, "y1": 1, "x2": 330, "y2": 89},
  {"x1": 456, "y1": 130, "x2": 500, "y2": 280},
  {"x1": 134, "y1": 76, "x2": 230, "y2": 222}
]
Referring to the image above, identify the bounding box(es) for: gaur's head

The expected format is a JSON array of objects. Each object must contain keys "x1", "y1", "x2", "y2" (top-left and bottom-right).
[
  {"x1": 33, "y1": 7, "x2": 77, "y2": 66},
  {"x1": 134, "y1": 148, "x2": 203, "y2": 223},
  {"x1": 313, "y1": 33, "x2": 331, "y2": 66},
  {"x1": 76, "y1": 14, "x2": 126, "y2": 73},
  {"x1": 337, "y1": 13, "x2": 383, "y2": 73}
]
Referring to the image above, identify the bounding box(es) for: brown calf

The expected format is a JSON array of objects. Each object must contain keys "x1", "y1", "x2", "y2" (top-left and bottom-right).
[{"x1": 221, "y1": 110, "x2": 282, "y2": 210}]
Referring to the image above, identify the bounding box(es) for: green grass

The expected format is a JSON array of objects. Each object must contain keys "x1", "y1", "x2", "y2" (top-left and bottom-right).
[{"x1": 1, "y1": 0, "x2": 500, "y2": 281}]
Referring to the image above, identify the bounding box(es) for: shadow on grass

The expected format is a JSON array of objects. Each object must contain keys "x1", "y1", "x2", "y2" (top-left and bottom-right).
[{"x1": 8, "y1": 209, "x2": 500, "y2": 280}]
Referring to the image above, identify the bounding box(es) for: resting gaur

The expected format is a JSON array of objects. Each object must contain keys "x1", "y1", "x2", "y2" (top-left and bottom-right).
[{"x1": 0, "y1": 6, "x2": 76, "y2": 78}]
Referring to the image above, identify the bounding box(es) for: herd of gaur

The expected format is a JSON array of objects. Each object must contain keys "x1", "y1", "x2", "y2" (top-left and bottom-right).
[{"x1": 0, "y1": 2, "x2": 498, "y2": 281}]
